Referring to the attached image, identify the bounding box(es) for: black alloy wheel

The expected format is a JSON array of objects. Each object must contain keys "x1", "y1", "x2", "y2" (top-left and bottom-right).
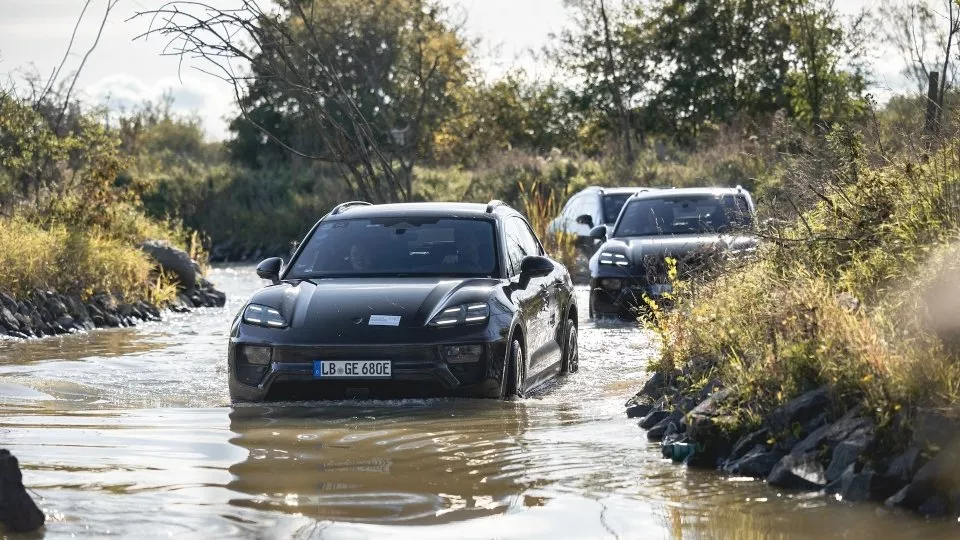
[
  {"x1": 562, "y1": 317, "x2": 579, "y2": 374},
  {"x1": 503, "y1": 338, "x2": 525, "y2": 399}
]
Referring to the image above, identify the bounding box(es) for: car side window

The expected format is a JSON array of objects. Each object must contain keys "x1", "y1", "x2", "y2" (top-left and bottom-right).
[
  {"x1": 512, "y1": 217, "x2": 543, "y2": 257},
  {"x1": 563, "y1": 194, "x2": 586, "y2": 222},
  {"x1": 504, "y1": 220, "x2": 526, "y2": 276},
  {"x1": 582, "y1": 194, "x2": 602, "y2": 224}
]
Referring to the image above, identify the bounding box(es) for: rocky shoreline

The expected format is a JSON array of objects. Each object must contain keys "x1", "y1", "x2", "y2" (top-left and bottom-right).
[
  {"x1": 0, "y1": 241, "x2": 226, "y2": 340},
  {"x1": 627, "y1": 372, "x2": 960, "y2": 520}
]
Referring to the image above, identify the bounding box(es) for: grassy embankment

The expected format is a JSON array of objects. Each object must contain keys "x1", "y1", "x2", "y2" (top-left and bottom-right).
[
  {"x1": 644, "y1": 126, "x2": 960, "y2": 445},
  {"x1": 0, "y1": 94, "x2": 201, "y2": 307}
]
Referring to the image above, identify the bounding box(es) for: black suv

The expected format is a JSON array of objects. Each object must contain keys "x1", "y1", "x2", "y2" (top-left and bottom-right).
[
  {"x1": 588, "y1": 187, "x2": 758, "y2": 318},
  {"x1": 229, "y1": 201, "x2": 579, "y2": 402}
]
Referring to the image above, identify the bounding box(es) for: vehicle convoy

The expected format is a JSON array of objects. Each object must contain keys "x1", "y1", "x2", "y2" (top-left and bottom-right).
[
  {"x1": 588, "y1": 187, "x2": 758, "y2": 318},
  {"x1": 228, "y1": 200, "x2": 579, "y2": 402},
  {"x1": 548, "y1": 186, "x2": 654, "y2": 254}
]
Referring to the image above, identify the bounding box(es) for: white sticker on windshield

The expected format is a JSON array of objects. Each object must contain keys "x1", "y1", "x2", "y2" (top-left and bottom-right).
[{"x1": 368, "y1": 315, "x2": 401, "y2": 326}]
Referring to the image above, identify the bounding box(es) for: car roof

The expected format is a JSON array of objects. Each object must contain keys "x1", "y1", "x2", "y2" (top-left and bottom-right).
[
  {"x1": 324, "y1": 201, "x2": 506, "y2": 220},
  {"x1": 628, "y1": 186, "x2": 750, "y2": 200},
  {"x1": 581, "y1": 186, "x2": 654, "y2": 196}
]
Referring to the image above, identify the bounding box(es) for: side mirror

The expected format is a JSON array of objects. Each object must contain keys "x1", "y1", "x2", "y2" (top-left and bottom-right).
[
  {"x1": 256, "y1": 257, "x2": 284, "y2": 284},
  {"x1": 589, "y1": 225, "x2": 607, "y2": 241},
  {"x1": 519, "y1": 255, "x2": 554, "y2": 279},
  {"x1": 575, "y1": 214, "x2": 594, "y2": 228}
]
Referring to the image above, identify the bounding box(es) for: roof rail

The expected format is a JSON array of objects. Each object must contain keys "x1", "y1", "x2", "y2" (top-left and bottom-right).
[
  {"x1": 331, "y1": 201, "x2": 372, "y2": 215},
  {"x1": 485, "y1": 200, "x2": 507, "y2": 213}
]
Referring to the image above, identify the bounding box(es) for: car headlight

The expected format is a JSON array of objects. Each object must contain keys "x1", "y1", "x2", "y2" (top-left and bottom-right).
[
  {"x1": 429, "y1": 303, "x2": 489, "y2": 327},
  {"x1": 242, "y1": 304, "x2": 287, "y2": 328},
  {"x1": 598, "y1": 251, "x2": 630, "y2": 267}
]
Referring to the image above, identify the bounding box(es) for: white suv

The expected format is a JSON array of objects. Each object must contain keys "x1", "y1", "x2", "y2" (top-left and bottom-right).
[{"x1": 548, "y1": 186, "x2": 654, "y2": 252}]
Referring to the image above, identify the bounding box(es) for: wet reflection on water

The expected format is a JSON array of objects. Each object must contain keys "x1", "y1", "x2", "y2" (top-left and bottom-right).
[{"x1": 1, "y1": 265, "x2": 958, "y2": 538}]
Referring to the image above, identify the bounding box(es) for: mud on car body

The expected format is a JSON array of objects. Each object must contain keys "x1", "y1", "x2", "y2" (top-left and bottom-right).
[
  {"x1": 228, "y1": 200, "x2": 579, "y2": 402},
  {"x1": 587, "y1": 187, "x2": 758, "y2": 318}
]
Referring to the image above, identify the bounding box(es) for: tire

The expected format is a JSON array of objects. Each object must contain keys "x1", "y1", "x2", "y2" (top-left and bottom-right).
[
  {"x1": 561, "y1": 317, "x2": 579, "y2": 374},
  {"x1": 503, "y1": 338, "x2": 525, "y2": 399}
]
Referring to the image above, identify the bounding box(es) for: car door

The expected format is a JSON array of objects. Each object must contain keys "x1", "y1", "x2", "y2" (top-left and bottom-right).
[
  {"x1": 562, "y1": 194, "x2": 592, "y2": 239},
  {"x1": 510, "y1": 216, "x2": 563, "y2": 375},
  {"x1": 503, "y1": 218, "x2": 547, "y2": 379}
]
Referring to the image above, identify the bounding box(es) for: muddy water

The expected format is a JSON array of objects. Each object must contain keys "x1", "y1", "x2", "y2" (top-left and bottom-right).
[{"x1": 0, "y1": 265, "x2": 957, "y2": 539}]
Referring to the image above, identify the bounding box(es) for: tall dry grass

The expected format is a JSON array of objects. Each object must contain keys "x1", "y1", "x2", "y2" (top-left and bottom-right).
[{"x1": 517, "y1": 180, "x2": 579, "y2": 270}]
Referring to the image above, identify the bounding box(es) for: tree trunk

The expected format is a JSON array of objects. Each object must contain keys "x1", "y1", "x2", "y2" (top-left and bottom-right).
[
  {"x1": 598, "y1": 0, "x2": 635, "y2": 168},
  {"x1": 925, "y1": 70, "x2": 940, "y2": 143}
]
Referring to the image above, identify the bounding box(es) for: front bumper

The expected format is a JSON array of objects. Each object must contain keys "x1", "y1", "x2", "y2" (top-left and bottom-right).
[
  {"x1": 228, "y1": 340, "x2": 508, "y2": 402},
  {"x1": 589, "y1": 276, "x2": 674, "y2": 318}
]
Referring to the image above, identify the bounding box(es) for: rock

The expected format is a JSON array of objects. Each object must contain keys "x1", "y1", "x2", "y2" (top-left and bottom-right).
[
  {"x1": 766, "y1": 387, "x2": 830, "y2": 436},
  {"x1": 12, "y1": 313, "x2": 30, "y2": 329},
  {"x1": 827, "y1": 464, "x2": 871, "y2": 502},
  {"x1": 682, "y1": 387, "x2": 738, "y2": 467},
  {"x1": 55, "y1": 316, "x2": 75, "y2": 330},
  {"x1": 893, "y1": 440, "x2": 960, "y2": 514},
  {"x1": 917, "y1": 493, "x2": 950, "y2": 517},
  {"x1": 639, "y1": 408, "x2": 670, "y2": 430},
  {"x1": 825, "y1": 431, "x2": 873, "y2": 484},
  {"x1": 634, "y1": 371, "x2": 668, "y2": 402},
  {"x1": 727, "y1": 429, "x2": 770, "y2": 464},
  {"x1": 647, "y1": 410, "x2": 683, "y2": 442},
  {"x1": 46, "y1": 297, "x2": 68, "y2": 318},
  {"x1": 140, "y1": 239, "x2": 202, "y2": 290},
  {"x1": 726, "y1": 445, "x2": 785, "y2": 478},
  {"x1": 885, "y1": 486, "x2": 909, "y2": 508},
  {"x1": 91, "y1": 293, "x2": 118, "y2": 313},
  {"x1": 0, "y1": 308, "x2": 20, "y2": 331},
  {"x1": 767, "y1": 451, "x2": 827, "y2": 490},
  {"x1": 767, "y1": 409, "x2": 873, "y2": 491},
  {"x1": 885, "y1": 447, "x2": 923, "y2": 483},
  {"x1": 103, "y1": 313, "x2": 121, "y2": 328},
  {"x1": 176, "y1": 293, "x2": 193, "y2": 309},
  {"x1": 791, "y1": 408, "x2": 873, "y2": 457},
  {"x1": 683, "y1": 387, "x2": 735, "y2": 441},
  {"x1": 0, "y1": 293, "x2": 17, "y2": 313},
  {"x1": 627, "y1": 403, "x2": 654, "y2": 419},
  {"x1": 0, "y1": 449, "x2": 46, "y2": 532}
]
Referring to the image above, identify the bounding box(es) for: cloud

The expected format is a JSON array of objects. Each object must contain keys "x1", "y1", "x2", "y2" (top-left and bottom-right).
[{"x1": 80, "y1": 74, "x2": 235, "y2": 140}]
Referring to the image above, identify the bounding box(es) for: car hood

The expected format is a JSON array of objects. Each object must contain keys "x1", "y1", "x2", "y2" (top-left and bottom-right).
[
  {"x1": 593, "y1": 233, "x2": 757, "y2": 271},
  {"x1": 243, "y1": 277, "x2": 500, "y2": 340}
]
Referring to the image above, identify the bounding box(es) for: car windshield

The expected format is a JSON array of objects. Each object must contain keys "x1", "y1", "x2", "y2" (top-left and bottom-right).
[
  {"x1": 602, "y1": 193, "x2": 634, "y2": 224},
  {"x1": 613, "y1": 194, "x2": 753, "y2": 237},
  {"x1": 287, "y1": 217, "x2": 498, "y2": 278}
]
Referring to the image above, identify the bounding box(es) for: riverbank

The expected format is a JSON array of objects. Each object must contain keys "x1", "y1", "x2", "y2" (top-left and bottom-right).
[
  {"x1": 627, "y1": 373, "x2": 960, "y2": 519},
  {"x1": 625, "y1": 134, "x2": 960, "y2": 521},
  {"x1": 0, "y1": 233, "x2": 225, "y2": 340}
]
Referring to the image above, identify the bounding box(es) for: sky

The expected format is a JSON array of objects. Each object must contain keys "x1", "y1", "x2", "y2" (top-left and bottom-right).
[{"x1": 0, "y1": 0, "x2": 909, "y2": 141}]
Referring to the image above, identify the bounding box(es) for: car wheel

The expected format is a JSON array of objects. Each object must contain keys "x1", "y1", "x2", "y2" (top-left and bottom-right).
[
  {"x1": 503, "y1": 338, "x2": 525, "y2": 399},
  {"x1": 561, "y1": 317, "x2": 579, "y2": 374}
]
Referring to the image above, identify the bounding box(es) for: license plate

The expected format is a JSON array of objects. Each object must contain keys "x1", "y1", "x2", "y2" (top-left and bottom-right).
[{"x1": 313, "y1": 360, "x2": 392, "y2": 379}]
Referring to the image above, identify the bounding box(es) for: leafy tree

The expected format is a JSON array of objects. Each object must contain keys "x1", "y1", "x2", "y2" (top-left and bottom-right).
[
  {"x1": 785, "y1": 0, "x2": 869, "y2": 129},
  {"x1": 139, "y1": 0, "x2": 470, "y2": 203},
  {"x1": 880, "y1": 0, "x2": 960, "y2": 133},
  {"x1": 642, "y1": 0, "x2": 794, "y2": 138},
  {"x1": 432, "y1": 72, "x2": 582, "y2": 165},
  {"x1": 552, "y1": 0, "x2": 648, "y2": 165}
]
